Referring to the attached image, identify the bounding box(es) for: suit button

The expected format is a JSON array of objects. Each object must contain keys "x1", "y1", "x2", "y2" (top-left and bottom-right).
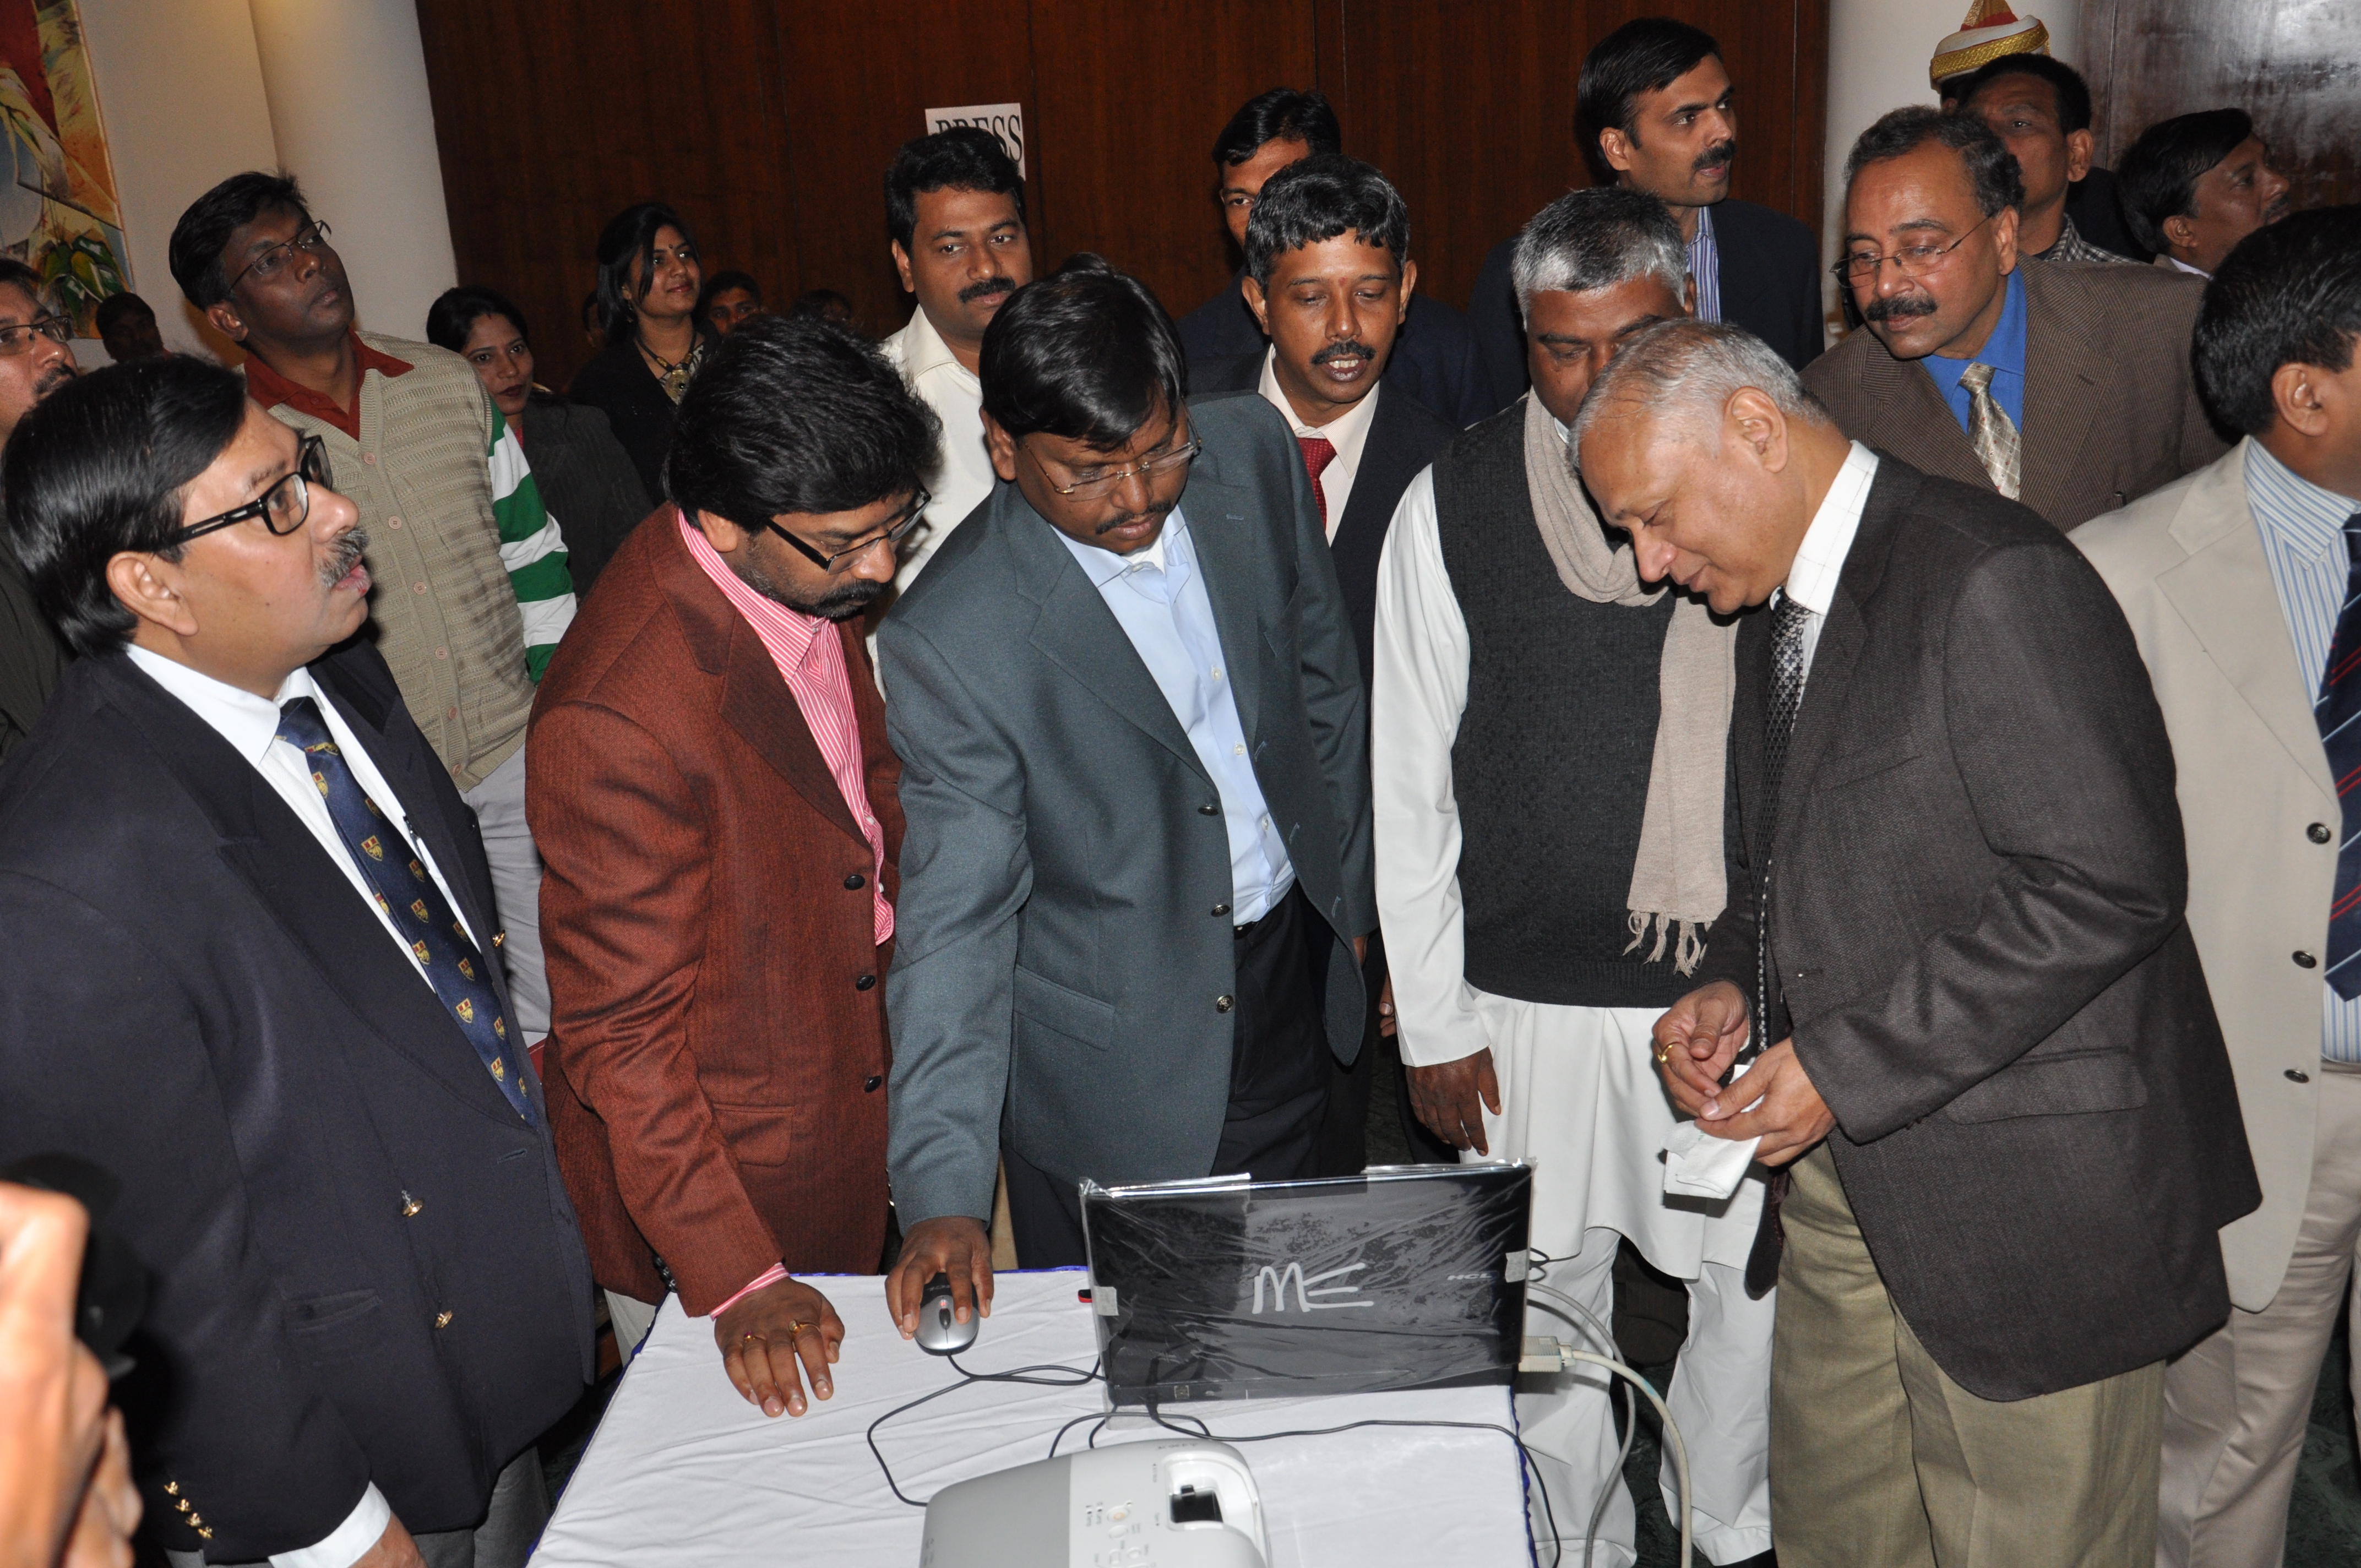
[
  {"x1": 845, "y1": 872, "x2": 866, "y2": 890},
  {"x1": 2287, "y1": 1069, "x2": 2313, "y2": 1083},
  {"x1": 1211, "y1": 903, "x2": 1230, "y2": 917},
  {"x1": 1215, "y1": 994, "x2": 1234, "y2": 1012},
  {"x1": 399, "y1": 1191, "x2": 422, "y2": 1217},
  {"x1": 433, "y1": 1310, "x2": 454, "y2": 1329},
  {"x1": 856, "y1": 973, "x2": 876, "y2": 991},
  {"x1": 864, "y1": 1075, "x2": 883, "y2": 1092},
  {"x1": 2310, "y1": 823, "x2": 2334, "y2": 844},
  {"x1": 2295, "y1": 951, "x2": 2320, "y2": 968},
  {"x1": 1198, "y1": 803, "x2": 1219, "y2": 816}
]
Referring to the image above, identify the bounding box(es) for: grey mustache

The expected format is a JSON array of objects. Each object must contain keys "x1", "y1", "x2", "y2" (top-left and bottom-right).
[{"x1": 319, "y1": 526, "x2": 369, "y2": 587}]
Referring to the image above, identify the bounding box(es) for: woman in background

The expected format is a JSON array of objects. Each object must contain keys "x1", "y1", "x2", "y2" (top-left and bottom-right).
[
  {"x1": 427, "y1": 285, "x2": 650, "y2": 595},
  {"x1": 567, "y1": 202, "x2": 712, "y2": 498}
]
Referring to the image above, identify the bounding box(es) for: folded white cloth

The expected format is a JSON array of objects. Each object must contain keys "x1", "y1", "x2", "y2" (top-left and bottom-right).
[{"x1": 1661, "y1": 1063, "x2": 1763, "y2": 1200}]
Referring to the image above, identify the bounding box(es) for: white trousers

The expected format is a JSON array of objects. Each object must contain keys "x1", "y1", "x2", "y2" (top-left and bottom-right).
[{"x1": 460, "y1": 741, "x2": 549, "y2": 1043}]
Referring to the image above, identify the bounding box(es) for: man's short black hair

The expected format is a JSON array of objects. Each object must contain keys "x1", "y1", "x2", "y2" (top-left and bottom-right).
[
  {"x1": 788, "y1": 288, "x2": 854, "y2": 322},
  {"x1": 2117, "y1": 109, "x2": 2256, "y2": 256},
  {"x1": 703, "y1": 269, "x2": 763, "y2": 303},
  {"x1": 884, "y1": 128, "x2": 1026, "y2": 254},
  {"x1": 1242, "y1": 154, "x2": 1410, "y2": 288},
  {"x1": 1211, "y1": 88, "x2": 1342, "y2": 168},
  {"x1": 91, "y1": 292, "x2": 153, "y2": 337},
  {"x1": 5, "y1": 356, "x2": 250, "y2": 657},
  {"x1": 0, "y1": 258, "x2": 48, "y2": 310},
  {"x1": 2191, "y1": 204, "x2": 2361, "y2": 437},
  {"x1": 168, "y1": 171, "x2": 309, "y2": 311},
  {"x1": 663, "y1": 314, "x2": 939, "y2": 523},
  {"x1": 595, "y1": 201, "x2": 700, "y2": 347},
  {"x1": 1949, "y1": 53, "x2": 2094, "y2": 137},
  {"x1": 1577, "y1": 17, "x2": 1721, "y2": 171},
  {"x1": 1845, "y1": 106, "x2": 2025, "y2": 220},
  {"x1": 424, "y1": 285, "x2": 529, "y2": 356},
  {"x1": 978, "y1": 254, "x2": 1186, "y2": 449}
]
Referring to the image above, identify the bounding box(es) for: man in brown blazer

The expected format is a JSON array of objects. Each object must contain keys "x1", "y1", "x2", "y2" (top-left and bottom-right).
[
  {"x1": 1810, "y1": 107, "x2": 2223, "y2": 532},
  {"x1": 529, "y1": 318, "x2": 937, "y2": 1421}
]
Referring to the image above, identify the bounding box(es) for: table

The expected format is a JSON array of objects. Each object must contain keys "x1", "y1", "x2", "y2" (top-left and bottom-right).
[{"x1": 532, "y1": 1268, "x2": 1537, "y2": 1566}]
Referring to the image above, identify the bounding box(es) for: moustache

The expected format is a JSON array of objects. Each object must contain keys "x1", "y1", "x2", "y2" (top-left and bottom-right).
[
  {"x1": 1312, "y1": 339, "x2": 1380, "y2": 365},
  {"x1": 2266, "y1": 193, "x2": 2293, "y2": 223},
  {"x1": 959, "y1": 275, "x2": 1015, "y2": 305},
  {"x1": 318, "y1": 526, "x2": 369, "y2": 588},
  {"x1": 797, "y1": 576, "x2": 890, "y2": 621},
  {"x1": 1863, "y1": 292, "x2": 1939, "y2": 324},
  {"x1": 1694, "y1": 139, "x2": 1737, "y2": 174},
  {"x1": 33, "y1": 361, "x2": 75, "y2": 400},
  {"x1": 1095, "y1": 497, "x2": 1177, "y2": 536}
]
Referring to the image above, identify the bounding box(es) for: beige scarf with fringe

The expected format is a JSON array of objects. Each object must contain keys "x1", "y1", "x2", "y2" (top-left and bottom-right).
[{"x1": 1520, "y1": 393, "x2": 1735, "y2": 973}]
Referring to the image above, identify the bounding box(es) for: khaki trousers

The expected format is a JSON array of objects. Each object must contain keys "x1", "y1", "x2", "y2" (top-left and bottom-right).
[
  {"x1": 1770, "y1": 1144, "x2": 2164, "y2": 1568},
  {"x1": 2159, "y1": 1066, "x2": 2361, "y2": 1568}
]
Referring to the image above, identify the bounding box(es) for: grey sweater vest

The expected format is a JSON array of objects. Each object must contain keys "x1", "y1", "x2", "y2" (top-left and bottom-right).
[{"x1": 1431, "y1": 402, "x2": 1690, "y2": 1010}]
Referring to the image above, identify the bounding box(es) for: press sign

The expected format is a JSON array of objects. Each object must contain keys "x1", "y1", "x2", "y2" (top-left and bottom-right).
[{"x1": 923, "y1": 103, "x2": 1026, "y2": 178}]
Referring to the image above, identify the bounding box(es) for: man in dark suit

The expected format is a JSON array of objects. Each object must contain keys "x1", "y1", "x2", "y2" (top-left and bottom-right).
[
  {"x1": 0, "y1": 257, "x2": 76, "y2": 756},
  {"x1": 1576, "y1": 319, "x2": 2259, "y2": 1567},
  {"x1": 1466, "y1": 18, "x2": 1823, "y2": 415},
  {"x1": 878, "y1": 259, "x2": 1374, "y2": 1333},
  {"x1": 0, "y1": 358, "x2": 595, "y2": 1567},
  {"x1": 1810, "y1": 107, "x2": 2226, "y2": 533},
  {"x1": 1189, "y1": 154, "x2": 1452, "y2": 1173},
  {"x1": 1176, "y1": 88, "x2": 1491, "y2": 426}
]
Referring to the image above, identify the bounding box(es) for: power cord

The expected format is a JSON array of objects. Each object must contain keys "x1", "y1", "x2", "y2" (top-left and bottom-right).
[
  {"x1": 1522, "y1": 1281, "x2": 1693, "y2": 1568},
  {"x1": 867, "y1": 1353, "x2": 1104, "y2": 1506}
]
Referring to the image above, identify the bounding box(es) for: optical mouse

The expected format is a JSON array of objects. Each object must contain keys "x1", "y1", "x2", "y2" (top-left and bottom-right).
[{"x1": 915, "y1": 1270, "x2": 978, "y2": 1355}]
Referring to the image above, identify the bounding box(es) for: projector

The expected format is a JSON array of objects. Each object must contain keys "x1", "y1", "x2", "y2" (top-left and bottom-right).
[{"x1": 918, "y1": 1439, "x2": 1267, "y2": 1567}]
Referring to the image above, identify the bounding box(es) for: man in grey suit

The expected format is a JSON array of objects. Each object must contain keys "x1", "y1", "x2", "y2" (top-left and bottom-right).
[
  {"x1": 878, "y1": 257, "x2": 1374, "y2": 1331},
  {"x1": 1577, "y1": 319, "x2": 2258, "y2": 1567}
]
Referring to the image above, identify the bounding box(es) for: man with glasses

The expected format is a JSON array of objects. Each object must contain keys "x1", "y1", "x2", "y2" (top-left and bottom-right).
[
  {"x1": 0, "y1": 356, "x2": 597, "y2": 1568},
  {"x1": 0, "y1": 258, "x2": 75, "y2": 757},
  {"x1": 527, "y1": 317, "x2": 935, "y2": 1391},
  {"x1": 1806, "y1": 108, "x2": 2223, "y2": 531},
  {"x1": 168, "y1": 171, "x2": 577, "y2": 1060},
  {"x1": 879, "y1": 258, "x2": 1374, "y2": 1328}
]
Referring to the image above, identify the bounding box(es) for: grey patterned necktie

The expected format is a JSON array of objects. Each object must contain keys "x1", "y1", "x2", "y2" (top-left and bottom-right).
[
  {"x1": 1753, "y1": 592, "x2": 1815, "y2": 1058},
  {"x1": 1957, "y1": 362, "x2": 2022, "y2": 500}
]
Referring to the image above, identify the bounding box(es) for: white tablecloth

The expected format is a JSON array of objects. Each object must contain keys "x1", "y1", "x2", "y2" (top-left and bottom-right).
[{"x1": 533, "y1": 1268, "x2": 1535, "y2": 1566}]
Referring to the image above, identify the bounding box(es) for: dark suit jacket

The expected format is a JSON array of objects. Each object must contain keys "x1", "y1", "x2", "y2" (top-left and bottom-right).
[
  {"x1": 1703, "y1": 455, "x2": 2257, "y2": 1400},
  {"x1": 0, "y1": 534, "x2": 62, "y2": 756},
  {"x1": 1804, "y1": 257, "x2": 2227, "y2": 531},
  {"x1": 1185, "y1": 358, "x2": 1459, "y2": 692},
  {"x1": 567, "y1": 335, "x2": 714, "y2": 501},
  {"x1": 2065, "y1": 167, "x2": 2148, "y2": 263},
  {"x1": 528, "y1": 509, "x2": 902, "y2": 1311},
  {"x1": 1467, "y1": 195, "x2": 1825, "y2": 417},
  {"x1": 0, "y1": 644, "x2": 595, "y2": 1560},
  {"x1": 1178, "y1": 269, "x2": 1492, "y2": 427},
  {"x1": 517, "y1": 391, "x2": 651, "y2": 595},
  {"x1": 879, "y1": 393, "x2": 1375, "y2": 1226}
]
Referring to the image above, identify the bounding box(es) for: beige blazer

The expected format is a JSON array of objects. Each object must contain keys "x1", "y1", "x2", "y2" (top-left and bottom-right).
[{"x1": 2072, "y1": 440, "x2": 2337, "y2": 1311}]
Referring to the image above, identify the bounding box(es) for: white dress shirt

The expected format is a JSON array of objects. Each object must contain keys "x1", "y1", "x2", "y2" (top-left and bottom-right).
[
  {"x1": 1776, "y1": 441, "x2": 1882, "y2": 676},
  {"x1": 884, "y1": 306, "x2": 997, "y2": 590},
  {"x1": 1255, "y1": 347, "x2": 1383, "y2": 541},
  {"x1": 2167, "y1": 254, "x2": 2211, "y2": 279}
]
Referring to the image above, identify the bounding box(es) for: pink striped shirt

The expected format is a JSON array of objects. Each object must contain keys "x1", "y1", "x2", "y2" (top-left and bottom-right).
[{"x1": 679, "y1": 512, "x2": 892, "y2": 945}]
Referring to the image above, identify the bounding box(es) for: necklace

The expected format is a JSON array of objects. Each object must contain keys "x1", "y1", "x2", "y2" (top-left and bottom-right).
[{"x1": 635, "y1": 331, "x2": 705, "y2": 403}]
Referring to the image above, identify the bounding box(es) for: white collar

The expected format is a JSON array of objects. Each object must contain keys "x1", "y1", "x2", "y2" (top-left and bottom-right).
[
  {"x1": 1255, "y1": 346, "x2": 1383, "y2": 466},
  {"x1": 1780, "y1": 442, "x2": 1881, "y2": 616},
  {"x1": 893, "y1": 303, "x2": 977, "y2": 386},
  {"x1": 2167, "y1": 254, "x2": 2211, "y2": 279},
  {"x1": 124, "y1": 644, "x2": 323, "y2": 765}
]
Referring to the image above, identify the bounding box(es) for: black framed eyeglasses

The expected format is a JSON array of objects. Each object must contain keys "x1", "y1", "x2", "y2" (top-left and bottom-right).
[
  {"x1": 175, "y1": 434, "x2": 331, "y2": 545},
  {"x1": 758, "y1": 488, "x2": 930, "y2": 573},
  {"x1": 230, "y1": 220, "x2": 333, "y2": 293},
  {"x1": 1830, "y1": 213, "x2": 1996, "y2": 283}
]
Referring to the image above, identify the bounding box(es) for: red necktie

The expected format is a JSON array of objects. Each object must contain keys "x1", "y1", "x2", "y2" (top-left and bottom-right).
[{"x1": 1297, "y1": 434, "x2": 1338, "y2": 531}]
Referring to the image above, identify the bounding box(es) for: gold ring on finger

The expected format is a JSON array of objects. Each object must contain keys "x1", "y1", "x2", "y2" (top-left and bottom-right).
[{"x1": 784, "y1": 1320, "x2": 815, "y2": 1338}]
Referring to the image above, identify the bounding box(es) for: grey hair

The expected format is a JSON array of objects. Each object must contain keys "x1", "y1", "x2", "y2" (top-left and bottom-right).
[
  {"x1": 1571, "y1": 319, "x2": 1831, "y2": 454},
  {"x1": 1511, "y1": 186, "x2": 1689, "y2": 320}
]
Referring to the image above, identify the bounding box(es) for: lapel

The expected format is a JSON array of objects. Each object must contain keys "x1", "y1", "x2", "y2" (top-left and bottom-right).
[
  {"x1": 1331, "y1": 387, "x2": 1411, "y2": 581},
  {"x1": 651, "y1": 509, "x2": 867, "y2": 847},
  {"x1": 1003, "y1": 492, "x2": 1212, "y2": 786},
  {"x1": 1712, "y1": 202, "x2": 1772, "y2": 314},
  {"x1": 2015, "y1": 261, "x2": 2105, "y2": 522},
  {"x1": 1856, "y1": 330, "x2": 1989, "y2": 492},
  {"x1": 1180, "y1": 466, "x2": 1266, "y2": 745},
  {"x1": 97, "y1": 658, "x2": 527, "y2": 1125},
  {"x1": 2156, "y1": 445, "x2": 2337, "y2": 803}
]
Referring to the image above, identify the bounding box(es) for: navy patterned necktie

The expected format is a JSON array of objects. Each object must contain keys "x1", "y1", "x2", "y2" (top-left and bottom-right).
[
  {"x1": 1754, "y1": 592, "x2": 1815, "y2": 1052},
  {"x1": 276, "y1": 696, "x2": 535, "y2": 1123},
  {"x1": 2315, "y1": 516, "x2": 2361, "y2": 1000}
]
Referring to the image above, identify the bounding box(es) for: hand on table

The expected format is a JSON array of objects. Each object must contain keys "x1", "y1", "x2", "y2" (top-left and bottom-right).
[
  {"x1": 713, "y1": 1275, "x2": 844, "y2": 1418},
  {"x1": 886, "y1": 1216, "x2": 993, "y2": 1342},
  {"x1": 1407, "y1": 1048, "x2": 1500, "y2": 1155},
  {"x1": 1696, "y1": 1039, "x2": 1834, "y2": 1167},
  {"x1": 1651, "y1": 980, "x2": 1752, "y2": 1117}
]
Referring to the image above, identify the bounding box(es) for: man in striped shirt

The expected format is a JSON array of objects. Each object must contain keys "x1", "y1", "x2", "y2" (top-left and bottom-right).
[{"x1": 171, "y1": 172, "x2": 574, "y2": 1055}]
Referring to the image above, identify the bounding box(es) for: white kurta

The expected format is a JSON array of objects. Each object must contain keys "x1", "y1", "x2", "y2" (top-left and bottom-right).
[{"x1": 883, "y1": 307, "x2": 997, "y2": 592}]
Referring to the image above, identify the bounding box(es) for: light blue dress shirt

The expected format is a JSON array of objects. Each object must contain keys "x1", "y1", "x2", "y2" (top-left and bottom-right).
[
  {"x1": 1056, "y1": 507, "x2": 1296, "y2": 923},
  {"x1": 2244, "y1": 438, "x2": 2361, "y2": 1062},
  {"x1": 1687, "y1": 202, "x2": 1721, "y2": 326},
  {"x1": 1921, "y1": 267, "x2": 2028, "y2": 437}
]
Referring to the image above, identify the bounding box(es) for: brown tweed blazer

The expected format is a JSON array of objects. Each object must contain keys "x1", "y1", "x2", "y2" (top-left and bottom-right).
[{"x1": 1803, "y1": 257, "x2": 2228, "y2": 531}]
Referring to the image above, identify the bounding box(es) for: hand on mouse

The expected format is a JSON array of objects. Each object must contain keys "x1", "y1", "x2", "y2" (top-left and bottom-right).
[
  {"x1": 712, "y1": 1275, "x2": 844, "y2": 1418},
  {"x1": 887, "y1": 1216, "x2": 994, "y2": 1341}
]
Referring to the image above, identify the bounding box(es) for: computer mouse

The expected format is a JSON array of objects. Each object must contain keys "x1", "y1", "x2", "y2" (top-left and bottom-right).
[{"x1": 915, "y1": 1270, "x2": 978, "y2": 1356}]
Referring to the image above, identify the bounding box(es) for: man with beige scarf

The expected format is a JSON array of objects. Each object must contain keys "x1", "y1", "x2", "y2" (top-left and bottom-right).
[{"x1": 1371, "y1": 187, "x2": 1772, "y2": 1565}]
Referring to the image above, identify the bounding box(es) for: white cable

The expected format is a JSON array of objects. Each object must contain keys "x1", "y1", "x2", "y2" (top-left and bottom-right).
[
  {"x1": 1519, "y1": 1280, "x2": 1636, "y2": 1567},
  {"x1": 1524, "y1": 1281, "x2": 1693, "y2": 1568}
]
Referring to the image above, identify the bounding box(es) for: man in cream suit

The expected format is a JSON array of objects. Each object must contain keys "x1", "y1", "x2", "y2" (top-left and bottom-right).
[{"x1": 2074, "y1": 205, "x2": 2361, "y2": 1568}]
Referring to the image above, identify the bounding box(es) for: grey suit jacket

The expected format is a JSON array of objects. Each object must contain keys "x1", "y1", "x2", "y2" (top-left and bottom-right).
[
  {"x1": 879, "y1": 392, "x2": 1377, "y2": 1227},
  {"x1": 1702, "y1": 454, "x2": 2258, "y2": 1400},
  {"x1": 2074, "y1": 442, "x2": 2334, "y2": 1312},
  {"x1": 1803, "y1": 257, "x2": 2227, "y2": 531}
]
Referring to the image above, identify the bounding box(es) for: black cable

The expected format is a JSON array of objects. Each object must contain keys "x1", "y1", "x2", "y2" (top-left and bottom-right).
[{"x1": 868, "y1": 1354, "x2": 1104, "y2": 1507}]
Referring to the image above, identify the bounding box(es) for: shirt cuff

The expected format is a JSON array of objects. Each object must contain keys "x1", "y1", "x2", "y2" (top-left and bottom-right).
[
  {"x1": 269, "y1": 1484, "x2": 391, "y2": 1568},
  {"x1": 708, "y1": 1262, "x2": 788, "y2": 1319}
]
